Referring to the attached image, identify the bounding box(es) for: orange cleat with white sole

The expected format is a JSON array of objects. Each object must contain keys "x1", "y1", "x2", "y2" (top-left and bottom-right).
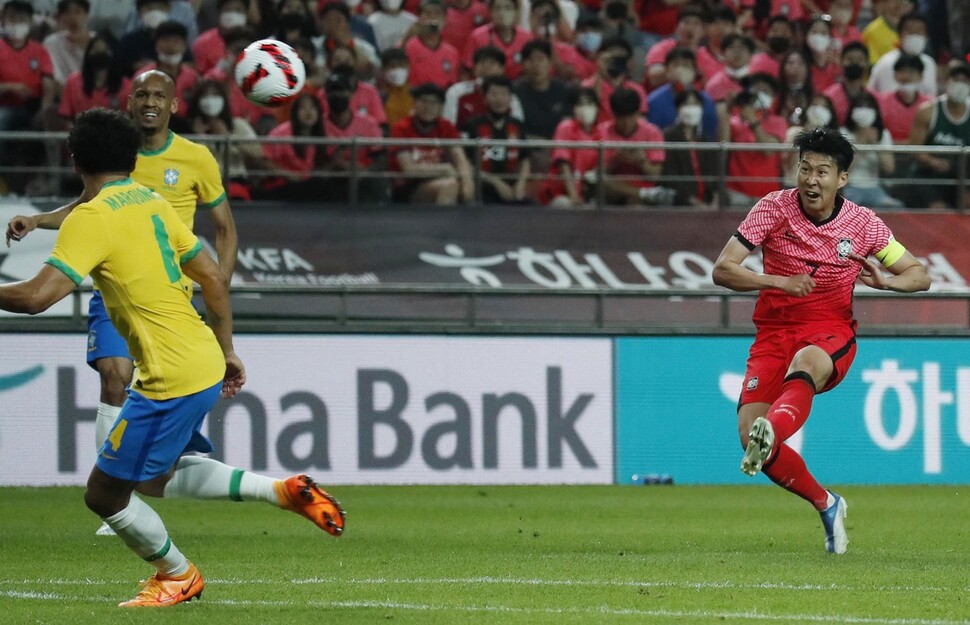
[
  {"x1": 118, "y1": 562, "x2": 204, "y2": 607},
  {"x1": 275, "y1": 474, "x2": 346, "y2": 537}
]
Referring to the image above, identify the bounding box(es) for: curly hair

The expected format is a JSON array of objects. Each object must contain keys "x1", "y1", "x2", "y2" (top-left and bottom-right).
[{"x1": 68, "y1": 108, "x2": 141, "y2": 175}]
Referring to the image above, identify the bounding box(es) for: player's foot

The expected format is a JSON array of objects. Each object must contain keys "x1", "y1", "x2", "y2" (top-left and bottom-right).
[
  {"x1": 118, "y1": 562, "x2": 204, "y2": 607},
  {"x1": 275, "y1": 474, "x2": 346, "y2": 537},
  {"x1": 740, "y1": 416, "x2": 775, "y2": 477},
  {"x1": 95, "y1": 521, "x2": 117, "y2": 537},
  {"x1": 819, "y1": 491, "x2": 848, "y2": 555}
]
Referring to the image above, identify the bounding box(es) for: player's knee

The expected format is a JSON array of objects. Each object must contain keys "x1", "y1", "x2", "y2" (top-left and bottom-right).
[{"x1": 97, "y1": 360, "x2": 132, "y2": 405}]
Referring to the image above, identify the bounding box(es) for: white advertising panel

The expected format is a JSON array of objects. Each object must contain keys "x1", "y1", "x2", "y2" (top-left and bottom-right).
[{"x1": 0, "y1": 335, "x2": 613, "y2": 485}]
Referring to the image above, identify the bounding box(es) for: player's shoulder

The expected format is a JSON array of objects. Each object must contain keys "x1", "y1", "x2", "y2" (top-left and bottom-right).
[
  {"x1": 756, "y1": 188, "x2": 796, "y2": 211},
  {"x1": 837, "y1": 195, "x2": 881, "y2": 223},
  {"x1": 169, "y1": 132, "x2": 213, "y2": 158}
]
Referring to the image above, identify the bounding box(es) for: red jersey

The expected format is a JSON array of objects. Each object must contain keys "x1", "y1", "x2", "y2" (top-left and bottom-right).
[
  {"x1": 736, "y1": 188, "x2": 895, "y2": 325},
  {"x1": 317, "y1": 82, "x2": 387, "y2": 125},
  {"x1": 444, "y1": 1, "x2": 490, "y2": 52},
  {"x1": 580, "y1": 76, "x2": 647, "y2": 123},
  {"x1": 58, "y1": 71, "x2": 130, "y2": 118},
  {"x1": 540, "y1": 117, "x2": 601, "y2": 203},
  {"x1": 749, "y1": 52, "x2": 781, "y2": 79},
  {"x1": 389, "y1": 115, "x2": 461, "y2": 178},
  {"x1": 0, "y1": 38, "x2": 53, "y2": 107},
  {"x1": 460, "y1": 114, "x2": 526, "y2": 174},
  {"x1": 811, "y1": 62, "x2": 841, "y2": 95},
  {"x1": 596, "y1": 117, "x2": 665, "y2": 188},
  {"x1": 634, "y1": 0, "x2": 678, "y2": 36},
  {"x1": 404, "y1": 37, "x2": 460, "y2": 89},
  {"x1": 705, "y1": 70, "x2": 743, "y2": 103},
  {"x1": 191, "y1": 27, "x2": 225, "y2": 77},
  {"x1": 463, "y1": 25, "x2": 530, "y2": 78},
  {"x1": 263, "y1": 121, "x2": 320, "y2": 179},
  {"x1": 875, "y1": 90, "x2": 931, "y2": 143},
  {"x1": 644, "y1": 40, "x2": 722, "y2": 82},
  {"x1": 822, "y1": 82, "x2": 876, "y2": 126},
  {"x1": 727, "y1": 112, "x2": 787, "y2": 198},
  {"x1": 324, "y1": 113, "x2": 383, "y2": 167}
]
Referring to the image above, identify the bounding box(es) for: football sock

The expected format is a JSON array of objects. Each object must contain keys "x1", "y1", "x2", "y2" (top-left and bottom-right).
[
  {"x1": 762, "y1": 444, "x2": 830, "y2": 510},
  {"x1": 163, "y1": 456, "x2": 280, "y2": 504},
  {"x1": 94, "y1": 403, "x2": 123, "y2": 449},
  {"x1": 103, "y1": 496, "x2": 189, "y2": 577},
  {"x1": 765, "y1": 372, "x2": 816, "y2": 450}
]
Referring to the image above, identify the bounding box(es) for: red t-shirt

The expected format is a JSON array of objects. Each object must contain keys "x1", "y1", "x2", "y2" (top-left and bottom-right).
[
  {"x1": 463, "y1": 25, "x2": 531, "y2": 78},
  {"x1": 541, "y1": 117, "x2": 601, "y2": 202},
  {"x1": 324, "y1": 113, "x2": 383, "y2": 167},
  {"x1": 736, "y1": 188, "x2": 894, "y2": 325},
  {"x1": 263, "y1": 121, "x2": 320, "y2": 179},
  {"x1": 644, "y1": 40, "x2": 722, "y2": 82},
  {"x1": 810, "y1": 62, "x2": 841, "y2": 95},
  {"x1": 749, "y1": 52, "x2": 781, "y2": 79},
  {"x1": 58, "y1": 71, "x2": 130, "y2": 118},
  {"x1": 875, "y1": 90, "x2": 931, "y2": 143},
  {"x1": 317, "y1": 81, "x2": 387, "y2": 125},
  {"x1": 596, "y1": 117, "x2": 665, "y2": 188},
  {"x1": 444, "y1": 1, "x2": 490, "y2": 52},
  {"x1": 192, "y1": 27, "x2": 225, "y2": 77},
  {"x1": 634, "y1": 0, "x2": 678, "y2": 36},
  {"x1": 822, "y1": 82, "x2": 877, "y2": 126},
  {"x1": 404, "y1": 37, "x2": 460, "y2": 89},
  {"x1": 705, "y1": 70, "x2": 743, "y2": 103},
  {"x1": 727, "y1": 112, "x2": 787, "y2": 198},
  {"x1": 389, "y1": 115, "x2": 461, "y2": 179},
  {"x1": 553, "y1": 41, "x2": 597, "y2": 81},
  {"x1": 0, "y1": 38, "x2": 53, "y2": 107},
  {"x1": 580, "y1": 76, "x2": 647, "y2": 123}
]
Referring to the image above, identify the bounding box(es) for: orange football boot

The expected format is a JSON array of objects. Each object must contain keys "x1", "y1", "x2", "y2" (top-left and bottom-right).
[
  {"x1": 275, "y1": 474, "x2": 346, "y2": 536},
  {"x1": 118, "y1": 562, "x2": 204, "y2": 607}
]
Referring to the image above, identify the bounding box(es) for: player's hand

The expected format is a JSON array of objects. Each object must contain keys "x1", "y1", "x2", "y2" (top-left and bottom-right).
[
  {"x1": 781, "y1": 273, "x2": 815, "y2": 297},
  {"x1": 848, "y1": 252, "x2": 888, "y2": 290},
  {"x1": 6, "y1": 214, "x2": 38, "y2": 246},
  {"x1": 221, "y1": 353, "x2": 246, "y2": 399}
]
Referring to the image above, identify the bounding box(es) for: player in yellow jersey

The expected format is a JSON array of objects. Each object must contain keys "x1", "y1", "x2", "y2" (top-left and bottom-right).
[
  {"x1": 7, "y1": 71, "x2": 238, "y2": 535},
  {"x1": 0, "y1": 108, "x2": 344, "y2": 607}
]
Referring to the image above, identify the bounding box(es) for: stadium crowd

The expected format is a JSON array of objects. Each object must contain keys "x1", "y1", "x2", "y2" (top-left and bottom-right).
[{"x1": 0, "y1": 0, "x2": 968, "y2": 208}]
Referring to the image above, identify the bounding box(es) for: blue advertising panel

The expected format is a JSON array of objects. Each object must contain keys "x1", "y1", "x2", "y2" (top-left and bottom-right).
[{"x1": 616, "y1": 337, "x2": 970, "y2": 485}]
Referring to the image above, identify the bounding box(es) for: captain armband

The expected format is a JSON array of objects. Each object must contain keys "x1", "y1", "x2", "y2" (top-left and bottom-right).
[{"x1": 874, "y1": 239, "x2": 906, "y2": 267}]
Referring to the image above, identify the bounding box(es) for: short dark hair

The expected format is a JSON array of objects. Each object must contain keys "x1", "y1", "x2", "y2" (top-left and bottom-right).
[
  {"x1": 57, "y1": 0, "x2": 90, "y2": 13},
  {"x1": 154, "y1": 20, "x2": 188, "y2": 42},
  {"x1": 223, "y1": 25, "x2": 256, "y2": 49},
  {"x1": 743, "y1": 71, "x2": 778, "y2": 93},
  {"x1": 893, "y1": 54, "x2": 925, "y2": 74},
  {"x1": 318, "y1": 0, "x2": 349, "y2": 19},
  {"x1": 381, "y1": 47, "x2": 409, "y2": 65},
  {"x1": 674, "y1": 87, "x2": 701, "y2": 108},
  {"x1": 472, "y1": 45, "x2": 506, "y2": 67},
  {"x1": 710, "y1": 5, "x2": 735, "y2": 23},
  {"x1": 665, "y1": 46, "x2": 696, "y2": 66},
  {"x1": 792, "y1": 127, "x2": 854, "y2": 173},
  {"x1": 948, "y1": 62, "x2": 970, "y2": 81},
  {"x1": 136, "y1": 0, "x2": 169, "y2": 8},
  {"x1": 721, "y1": 33, "x2": 755, "y2": 54},
  {"x1": 411, "y1": 81, "x2": 445, "y2": 101},
  {"x1": 677, "y1": 5, "x2": 705, "y2": 22},
  {"x1": 218, "y1": 0, "x2": 245, "y2": 9},
  {"x1": 2, "y1": 0, "x2": 33, "y2": 17},
  {"x1": 481, "y1": 74, "x2": 512, "y2": 95},
  {"x1": 767, "y1": 15, "x2": 793, "y2": 31},
  {"x1": 571, "y1": 86, "x2": 598, "y2": 109},
  {"x1": 599, "y1": 35, "x2": 632, "y2": 58},
  {"x1": 69, "y1": 108, "x2": 141, "y2": 175},
  {"x1": 841, "y1": 41, "x2": 868, "y2": 59},
  {"x1": 521, "y1": 39, "x2": 552, "y2": 61},
  {"x1": 609, "y1": 87, "x2": 640, "y2": 117},
  {"x1": 897, "y1": 11, "x2": 927, "y2": 34}
]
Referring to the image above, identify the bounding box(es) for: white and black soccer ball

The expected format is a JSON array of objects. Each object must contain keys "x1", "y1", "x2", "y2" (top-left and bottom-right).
[{"x1": 234, "y1": 39, "x2": 306, "y2": 107}]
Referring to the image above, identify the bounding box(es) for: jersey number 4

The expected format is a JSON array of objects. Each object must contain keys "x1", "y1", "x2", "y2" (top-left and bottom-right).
[{"x1": 151, "y1": 214, "x2": 182, "y2": 284}]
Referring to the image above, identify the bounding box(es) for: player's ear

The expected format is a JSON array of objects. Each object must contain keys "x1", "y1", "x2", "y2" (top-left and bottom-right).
[
  {"x1": 170, "y1": 97, "x2": 179, "y2": 114},
  {"x1": 837, "y1": 169, "x2": 848, "y2": 190}
]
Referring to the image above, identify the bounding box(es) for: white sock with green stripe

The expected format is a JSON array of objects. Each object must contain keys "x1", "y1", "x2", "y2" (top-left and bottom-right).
[
  {"x1": 103, "y1": 496, "x2": 189, "y2": 577},
  {"x1": 95, "y1": 403, "x2": 122, "y2": 449},
  {"x1": 163, "y1": 456, "x2": 280, "y2": 504}
]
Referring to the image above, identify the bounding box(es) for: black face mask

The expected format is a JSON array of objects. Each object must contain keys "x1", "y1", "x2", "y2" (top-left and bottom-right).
[
  {"x1": 607, "y1": 56, "x2": 628, "y2": 78},
  {"x1": 87, "y1": 51, "x2": 113, "y2": 71},
  {"x1": 327, "y1": 93, "x2": 350, "y2": 115},
  {"x1": 767, "y1": 36, "x2": 789, "y2": 54},
  {"x1": 605, "y1": 1, "x2": 627, "y2": 20},
  {"x1": 843, "y1": 63, "x2": 865, "y2": 80}
]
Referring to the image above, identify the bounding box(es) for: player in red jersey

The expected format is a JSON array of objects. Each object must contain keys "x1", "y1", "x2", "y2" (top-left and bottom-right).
[{"x1": 712, "y1": 127, "x2": 931, "y2": 555}]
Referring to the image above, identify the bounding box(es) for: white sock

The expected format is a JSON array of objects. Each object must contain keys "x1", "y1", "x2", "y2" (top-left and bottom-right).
[
  {"x1": 825, "y1": 491, "x2": 836, "y2": 509},
  {"x1": 164, "y1": 456, "x2": 281, "y2": 505},
  {"x1": 104, "y1": 496, "x2": 189, "y2": 577},
  {"x1": 95, "y1": 403, "x2": 123, "y2": 450}
]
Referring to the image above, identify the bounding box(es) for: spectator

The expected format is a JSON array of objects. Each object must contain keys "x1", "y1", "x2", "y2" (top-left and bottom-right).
[
  {"x1": 633, "y1": 0, "x2": 679, "y2": 50},
  {"x1": 600, "y1": 0, "x2": 639, "y2": 53},
  {"x1": 118, "y1": 0, "x2": 175, "y2": 74},
  {"x1": 515, "y1": 39, "x2": 568, "y2": 139},
  {"x1": 874, "y1": 54, "x2": 929, "y2": 145},
  {"x1": 862, "y1": 0, "x2": 911, "y2": 64},
  {"x1": 134, "y1": 20, "x2": 199, "y2": 118},
  {"x1": 723, "y1": 74, "x2": 787, "y2": 206},
  {"x1": 804, "y1": 15, "x2": 840, "y2": 94},
  {"x1": 464, "y1": 0, "x2": 531, "y2": 79},
  {"x1": 839, "y1": 91, "x2": 902, "y2": 209},
  {"x1": 264, "y1": 91, "x2": 332, "y2": 200},
  {"x1": 661, "y1": 88, "x2": 718, "y2": 207},
  {"x1": 908, "y1": 63, "x2": 970, "y2": 210},
  {"x1": 829, "y1": 0, "x2": 863, "y2": 50},
  {"x1": 701, "y1": 5, "x2": 737, "y2": 80},
  {"x1": 706, "y1": 33, "x2": 755, "y2": 103},
  {"x1": 326, "y1": 0, "x2": 380, "y2": 50},
  {"x1": 390, "y1": 82, "x2": 474, "y2": 203},
  {"x1": 203, "y1": 26, "x2": 272, "y2": 130},
  {"x1": 379, "y1": 47, "x2": 414, "y2": 125},
  {"x1": 324, "y1": 48, "x2": 387, "y2": 125},
  {"x1": 268, "y1": 36, "x2": 328, "y2": 126},
  {"x1": 88, "y1": 0, "x2": 134, "y2": 39},
  {"x1": 276, "y1": 0, "x2": 319, "y2": 43},
  {"x1": 459, "y1": 75, "x2": 530, "y2": 203},
  {"x1": 444, "y1": 45, "x2": 524, "y2": 127},
  {"x1": 404, "y1": 0, "x2": 460, "y2": 88},
  {"x1": 647, "y1": 47, "x2": 718, "y2": 138},
  {"x1": 867, "y1": 12, "x2": 936, "y2": 97},
  {"x1": 581, "y1": 36, "x2": 645, "y2": 122},
  {"x1": 122, "y1": 0, "x2": 199, "y2": 43},
  {"x1": 43, "y1": 0, "x2": 92, "y2": 86},
  {"x1": 192, "y1": 0, "x2": 248, "y2": 76},
  {"x1": 643, "y1": 6, "x2": 718, "y2": 90},
  {"x1": 528, "y1": 0, "x2": 581, "y2": 82},
  {"x1": 776, "y1": 49, "x2": 813, "y2": 120},
  {"x1": 321, "y1": 71, "x2": 387, "y2": 202},
  {"x1": 595, "y1": 87, "x2": 667, "y2": 206},
  {"x1": 822, "y1": 41, "x2": 872, "y2": 125},
  {"x1": 443, "y1": 0, "x2": 489, "y2": 53},
  {"x1": 749, "y1": 15, "x2": 794, "y2": 79},
  {"x1": 782, "y1": 93, "x2": 838, "y2": 184},
  {"x1": 314, "y1": 1, "x2": 380, "y2": 78},
  {"x1": 539, "y1": 86, "x2": 601, "y2": 207},
  {"x1": 368, "y1": 0, "x2": 417, "y2": 52},
  {"x1": 187, "y1": 79, "x2": 267, "y2": 200},
  {"x1": 57, "y1": 34, "x2": 130, "y2": 126},
  {"x1": 0, "y1": 1, "x2": 56, "y2": 137},
  {"x1": 570, "y1": 14, "x2": 603, "y2": 81}
]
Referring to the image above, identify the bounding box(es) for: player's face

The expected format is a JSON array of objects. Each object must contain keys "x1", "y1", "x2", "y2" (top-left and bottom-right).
[
  {"x1": 128, "y1": 74, "x2": 177, "y2": 134},
  {"x1": 797, "y1": 151, "x2": 848, "y2": 216}
]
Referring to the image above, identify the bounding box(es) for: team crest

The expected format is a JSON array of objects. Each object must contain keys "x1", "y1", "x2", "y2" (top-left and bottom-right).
[
  {"x1": 443, "y1": 60, "x2": 452, "y2": 73},
  {"x1": 837, "y1": 238, "x2": 853, "y2": 258},
  {"x1": 746, "y1": 377, "x2": 759, "y2": 391},
  {"x1": 29, "y1": 58, "x2": 38, "y2": 71},
  {"x1": 87, "y1": 330, "x2": 97, "y2": 352},
  {"x1": 163, "y1": 168, "x2": 180, "y2": 187}
]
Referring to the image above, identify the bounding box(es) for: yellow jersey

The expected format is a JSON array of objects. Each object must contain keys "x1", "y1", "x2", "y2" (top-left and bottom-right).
[{"x1": 47, "y1": 178, "x2": 225, "y2": 400}]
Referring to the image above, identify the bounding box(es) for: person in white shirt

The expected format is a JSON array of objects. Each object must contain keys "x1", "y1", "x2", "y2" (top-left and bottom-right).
[
  {"x1": 867, "y1": 12, "x2": 937, "y2": 97},
  {"x1": 367, "y1": 0, "x2": 417, "y2": 52},
  {"x1": 43, "y1": 0, "x2": 93, "y2": 85}
]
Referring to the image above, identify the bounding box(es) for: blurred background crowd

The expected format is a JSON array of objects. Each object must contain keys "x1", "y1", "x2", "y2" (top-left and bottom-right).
[{"x1": 0, "y1": 0, "x2": 968, "y2": 208}]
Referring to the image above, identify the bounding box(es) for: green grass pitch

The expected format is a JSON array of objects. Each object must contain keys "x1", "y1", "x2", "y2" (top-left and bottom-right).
[{"x1": 2, "y1": 485, "x2": 969, "y2": 624}]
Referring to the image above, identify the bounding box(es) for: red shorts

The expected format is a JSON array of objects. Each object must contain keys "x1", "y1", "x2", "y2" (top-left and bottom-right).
[{"x1": 739, "y1": 320, "x2": 858, "y2": 407}]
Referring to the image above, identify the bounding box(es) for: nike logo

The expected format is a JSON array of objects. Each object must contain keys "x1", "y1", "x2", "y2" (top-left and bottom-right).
[{"x1": 181, "y1": 575, "x2": 199, "y2": 596}]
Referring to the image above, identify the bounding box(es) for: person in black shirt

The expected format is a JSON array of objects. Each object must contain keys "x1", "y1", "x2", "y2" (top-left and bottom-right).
[{"x1": 514, "y1": 39, "x2": 569, "y2": 139}]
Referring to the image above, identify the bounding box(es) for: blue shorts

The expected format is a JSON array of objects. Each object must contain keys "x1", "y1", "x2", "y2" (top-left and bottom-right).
[
  {"x1": 96, "y1": 382, "x2": 221, "y2": 482},
  {"x1": 86, "y1": 291, "x2": 131, "y2": 368}
]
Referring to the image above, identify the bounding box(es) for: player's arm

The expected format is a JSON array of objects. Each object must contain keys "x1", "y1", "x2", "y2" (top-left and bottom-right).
[
  {"x1": 208, "y1": 198, "x2": 237, "y2": 278},
  {"x1": 848, "y1": 246, "x2": 932, "y2": 293},
  {"x1": 5, "y1": 190, "x2": 95, "y2": 245},
  {"x1": 0, "y1": 264, "x2": 78, "y2": 314},
  {"x1": 908, "y1": 103, "x2": 948, "y2": 172},
  {"x1": 712, "y1": 235, "x2": 816, "y2": 297}
]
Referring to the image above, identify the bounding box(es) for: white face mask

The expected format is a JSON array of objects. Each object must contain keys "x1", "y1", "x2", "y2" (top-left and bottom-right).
[
  {"x1": 384, "y1": 0, "x2": 404, "y2": 10},
  {"x1": 199, "y1": 95, "x2": 225, "y2": 117},
  {"x1": 755, "y1": 91, "x2": 774, "y2": 110},
  {"x1": 158, "y1": 52, "x2": 183, "y2": 65},
  {"x1": 385, "y1": 67, "x2": 409, "y2": 86},
  {"x1": 575, "y1": 103, "x2": 597, "y2": 125},
  {"x1": 724, "y1": 64, "x2": 749, "y2": 79},
  {"x1": 671, "y1": 66, "x2": 695, "y2": 85},
  {"x1": 219, "y1": 10, "x2": 247, "y2": 29},
  {"x1": 851, "y1": 106, "x2": 877, "y2": 127},
  {"x1": 897, "y1": 81, "x2": 919, "y2": 96},
  {"x1": 678, "y1": 104, "x2": 702, "y2": 126},
  {"x1": 947, "y1": 80, "x2": 970, "y2": 102},
  {"x1": 577, "y1": 31, "x2": 601, "y2": 53},
  {"x1": 807, "y1": 33, "x2": 831, "y2": 54},
  {"x1": 806, "y1": 104, "x2": 832, "y2": 127},
  {"x1": 142, "y1": 9, "x2": 169, "y2": 29},
  {"x1": 901, "y1": 34, "x2": 926, "y2": 56},
  {"x1": 3, "y1": 22, "x2": 29, "y2": 41}
]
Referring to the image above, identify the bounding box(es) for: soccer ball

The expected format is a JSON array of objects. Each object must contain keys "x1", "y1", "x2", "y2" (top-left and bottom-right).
[{"x1": 234, "y1": 39, "x2": 306, "y2": 107}]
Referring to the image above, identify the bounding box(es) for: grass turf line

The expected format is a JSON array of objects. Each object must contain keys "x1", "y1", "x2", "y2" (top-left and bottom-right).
[{"x1": 1, "y1": 485, "x2": 969, "y2": 624}]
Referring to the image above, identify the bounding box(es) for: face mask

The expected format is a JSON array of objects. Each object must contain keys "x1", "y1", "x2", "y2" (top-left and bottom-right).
[
  {"x1": 767, "y1": 36, "x2": 789, "y2": 54},
  {"x1": 947, "y1": 80, "x2": 970, "y2": 102},
  {"x1": 851, "y1": 106, "x2": 877, "y2": 127},
  {"x1": 87, "y1": 51, "x2": 113, "y2": 71},
  {"x1": 807, "y1": 33, "x2": 831, "y2": 54},
  {"x1": 327, "y1": 93, "x2": 351, "y2": 114},
  {"x1": 806, "y1": 104, "x2": 831, "y2": 127},
  {"x1": 678, "y1": 104, "x2": 702, "y2": 126},
  {"x1": 607, "y1": 56, "x2": 628, "y2": 78},
  {"x1": 831, "y1": 9, "x2": 852, "y2": 25},
  {"x1": 671, "y1": 66, "x2": 695, "y2": 85},
  {"x1": 575, "y1": 103, "x2": 597, "y2": 125},
  {"x1": 384, "y1": 0, "x2": 404, "y2": 10},
  {"x1": 385, "y1": 67, "x2": 409, "y2": 86},
  {"x1": 493, "y1": 8, "x2": 517, "y2": 27},
  {"x1": 724, "y1": 64, "x2": 749, "y2": 79},
  {"x1": 4, "y1": 22, "x2": 29, "y2": 41},
  {"x1": 142, "y1": 9, "x2": 169, "y2": 29},
  {"x1": 577, "y1": 31, "x2": 601, "y2": 53},
  {"x1": 843, "y1": 63, "x2": 865, "y2": 81},
  {"x1": 158, "y1": 52, "x2": 183, "y2": 65},
  {"x1": 219, "y1": 10, "x2": 246, "y2": 29},
  {"x1": 604, "y1": 1, "x2": 627, "y2": 20},
  {"x1": 897, "y1": 82, "x2": 919, "y2": 96},
  {"x1": 346, "y1": 0, "x2": 361, "y2": 8},
  {"x1": 199, "y1": 95, "x2": 225, "y2": 117},
  {"x1": 755, "y1": 91, "x2": 773, "y2": 110},
  {"x1": 901, "y1": 34, "x2": 926, "y2": 56}
]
